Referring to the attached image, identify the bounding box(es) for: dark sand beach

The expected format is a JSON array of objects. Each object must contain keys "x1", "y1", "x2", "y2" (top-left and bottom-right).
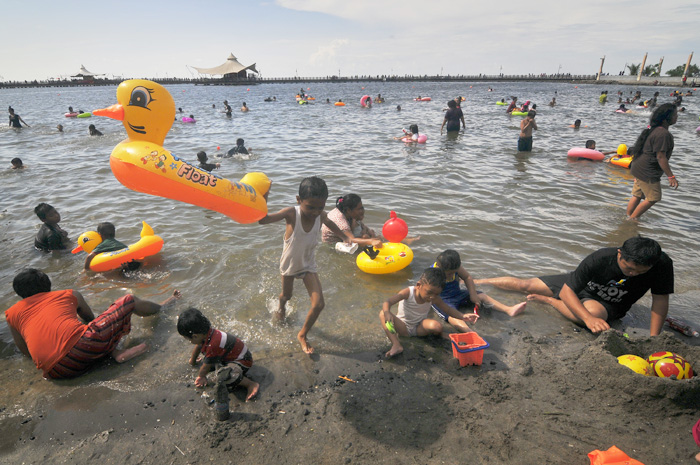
[{"x1": 2, "y1": 329, "x2": 698, "y2": 464}]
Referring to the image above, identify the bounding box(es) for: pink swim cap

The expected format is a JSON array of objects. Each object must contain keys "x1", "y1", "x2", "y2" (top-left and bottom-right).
[{"x1": 525, "y1": 100, "x2": 531, "y2": 105}]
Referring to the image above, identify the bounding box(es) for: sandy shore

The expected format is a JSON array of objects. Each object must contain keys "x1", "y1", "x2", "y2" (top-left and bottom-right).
[{"x1": 0, "y1": 326, "x2": 698, "y2": 464}]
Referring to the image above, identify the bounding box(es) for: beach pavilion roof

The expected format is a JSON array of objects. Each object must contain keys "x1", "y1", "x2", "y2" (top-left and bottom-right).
[
  {"x1": 71, "y1": 65, "x2": 101, "y2": 78},
  {"x1": 191, "y1": 53, "x2": 258, "y2": 76}
]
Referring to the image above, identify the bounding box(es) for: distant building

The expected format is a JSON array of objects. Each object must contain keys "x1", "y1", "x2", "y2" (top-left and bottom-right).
[
  {"x1": 71, "y1": 65, "x2": 103, "y2": 83},
  {"x1": 191, "y1": 53, "x2": 258, "y2": 80}
]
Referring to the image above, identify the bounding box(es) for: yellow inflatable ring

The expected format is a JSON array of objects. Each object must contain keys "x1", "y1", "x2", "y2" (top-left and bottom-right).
[
  {"x1": 356, "y1": 243, "x2": 413, "y2": 274},
  {"x1": 93, "y1": 80, "x2": 270, "y2": 224},
  {"x1": 71, "y1": 222, "x2": 164, "y2": 272}
]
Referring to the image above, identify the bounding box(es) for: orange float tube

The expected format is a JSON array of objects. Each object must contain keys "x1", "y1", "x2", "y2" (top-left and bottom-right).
[{"x1": 93, "y1": 79, "x2": 270, "y2": 224}]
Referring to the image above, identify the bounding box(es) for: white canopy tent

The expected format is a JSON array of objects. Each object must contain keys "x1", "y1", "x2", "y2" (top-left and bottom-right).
[
  {"x1": 191, "y1": 53, "x2": 258, "y2": 78},
  {"x1": 71, "y1": 65, "x2": 102, "y2": 78}
]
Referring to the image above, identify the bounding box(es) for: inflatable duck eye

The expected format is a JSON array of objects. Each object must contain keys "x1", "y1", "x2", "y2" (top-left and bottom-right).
[{"x1": 129, "y1": 86, "x2": 153, "y2": 109}]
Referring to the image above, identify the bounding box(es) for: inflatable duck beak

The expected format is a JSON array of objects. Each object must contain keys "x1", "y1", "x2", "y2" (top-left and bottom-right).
[
  {"x1": 93, "y1": 104, "x2": 124, "y2": 121},
  {"x1": 71, "y1": 244, "x2": 84, "y2": 254}
]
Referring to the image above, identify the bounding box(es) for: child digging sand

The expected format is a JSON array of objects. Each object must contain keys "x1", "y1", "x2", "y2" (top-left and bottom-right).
[
  {"x1": 258, "y1": 176, "x2": 353, "y2": 354},
  {"x1": 177, "y1": 308, "x2": 259, "y2": 421},
  {"x1": 432, "y1": 249, "x2": 526, "y2": 318},
  {"x1": 380, "y1": 267, "x2": 479, "y2": 358}
]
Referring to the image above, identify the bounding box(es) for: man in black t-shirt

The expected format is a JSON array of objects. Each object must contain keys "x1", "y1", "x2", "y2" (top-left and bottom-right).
[{"x1": 475, "y1": 237, "x2": 673, "y2": 335}]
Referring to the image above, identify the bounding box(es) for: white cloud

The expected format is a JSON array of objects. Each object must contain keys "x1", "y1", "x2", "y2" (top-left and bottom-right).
[{"x1": 309, "y1": 39, "x2": 350, "y2": 66}]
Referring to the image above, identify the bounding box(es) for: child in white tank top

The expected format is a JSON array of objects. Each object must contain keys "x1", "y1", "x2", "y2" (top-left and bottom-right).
[
  {"x1": 380, "y1": 268, "x2": 479, "y2": 358},
  {"x1": 259, "y1": 177, "x2": 354, "y2": 355}
]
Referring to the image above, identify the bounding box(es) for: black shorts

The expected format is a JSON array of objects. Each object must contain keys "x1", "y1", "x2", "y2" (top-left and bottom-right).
[
  {"x1": 518, "y1": 136, "x2": 533, "y2": 152},
  {"x1": 538, "y1": 274, "x2": 628, "y2": 322}
]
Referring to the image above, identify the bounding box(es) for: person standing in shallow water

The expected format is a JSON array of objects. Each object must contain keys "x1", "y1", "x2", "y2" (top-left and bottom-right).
[
  {"x1": 626, "y1": 103, "x2": 678, "y2": 219},
  {"x1": 518, "y1": 110, "x2": 537, "y2": 151},
  {"x1": 8, "y1": 107, "x2": 29, "y2": 128}
]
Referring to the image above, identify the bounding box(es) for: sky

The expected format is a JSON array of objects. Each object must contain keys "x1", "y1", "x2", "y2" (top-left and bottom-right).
[{"x1": 2, "y1": 0, "x2": 698, "y2": 81}]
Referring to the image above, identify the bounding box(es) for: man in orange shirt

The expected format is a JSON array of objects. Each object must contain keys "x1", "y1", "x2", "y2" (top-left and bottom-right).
[{"x1": 5, "y1": 268, "x2": 180, "y2": 379}]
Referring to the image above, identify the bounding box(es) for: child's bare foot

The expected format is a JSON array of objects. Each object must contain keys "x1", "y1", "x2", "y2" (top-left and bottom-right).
[
  {"x1": 527, "y1": 293, "x2": 552, "y2": 304},
  {"x1": 385, "y1": 344, "x2": 403, "y2": 358},
  {"x1": 272, "y1": 310, "x2": 285, "y2": 325},
  {"x1": 161, "y1": 290, "x2": 182, "y2": 309},
  {"x1": 694, "y1": 451, "x2": 700, "y2": 463},
  {"x1": 112, "y1": 343, "x2": 148, "y2": 363},
  {"x1": 507, "y1": 302, "x2": 527, "y2": 316},
  {"x1": 297, "y1": 333, "x2": 314, "y2": 354},
  {"x1": 246, "y1": 382, "x2": 260, "y2": 401}
]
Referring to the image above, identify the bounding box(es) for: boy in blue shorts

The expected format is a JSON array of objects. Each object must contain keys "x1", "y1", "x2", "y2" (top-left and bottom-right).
[
  {"x1": 259, "y1": 176, "x2": 353, "y2": 354},
  {"x1": 177, "y1": 308, "x2": 259, "y2": 421},
  {"x1": 380, "y1": 267, "x2": 479, "y2": 358},
  {"x1": 432, "y1": 250, "x2": 526, "y2": 319}
]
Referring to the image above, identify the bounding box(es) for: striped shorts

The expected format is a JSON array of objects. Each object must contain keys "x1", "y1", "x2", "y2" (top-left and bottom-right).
[{"x1": 47, "y1": 295, "x2": 135, "y2": 379}]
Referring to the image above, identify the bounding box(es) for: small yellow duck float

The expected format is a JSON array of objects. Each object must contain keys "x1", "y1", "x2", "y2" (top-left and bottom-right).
[
  {"x1": 93, "y1": 79, "x2": 270, "y2": 224},
  {"x1": 71, "y1": 221, "x2": 164, "y2": 272}
]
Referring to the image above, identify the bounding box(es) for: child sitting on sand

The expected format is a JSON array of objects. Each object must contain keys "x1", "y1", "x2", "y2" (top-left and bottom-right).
[
  {"x1": 380, "y1": 267, "x2": 479, "y2": 358},
  {"x1": 258, "y1": 176, "x2": 353, "y2": 354},
  {"x1": 432, "y1": 250, "x2": 526, "y2": 319},
  {"x1": 177, "y1": 308, "x2": 259, "y2": 421},
  {"x1": 196, "y1": 151, "x2": 220, "y2": 172},
  {"x1": 34, "y1": 202, "x2": 70, "y2": 252}
]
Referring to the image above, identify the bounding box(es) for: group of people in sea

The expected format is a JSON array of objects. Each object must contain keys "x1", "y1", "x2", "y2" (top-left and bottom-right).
[{"x1": 3, "y1": 82, "x2": 692, "y2": 426}]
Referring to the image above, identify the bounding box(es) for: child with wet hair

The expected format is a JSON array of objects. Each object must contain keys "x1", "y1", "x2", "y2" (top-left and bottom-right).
[
  {"x1": 196, "y1": 151, "x2": 220, "y2": 172},
  {"x1": 177, "y1": 308, "x2": 259, "y2": 421},
  {"x1": 11, "y1": 158, "x2": 24, "y2": 169},
  {"x1": 380, "y1": 267, "x2": 479, "y2": 358},
  {"x1": 84, "y1": 222, "x2": 129, "y2": 271},
  {"x1": 33, "y1": 203, "x2": 69, "y2": 252}
]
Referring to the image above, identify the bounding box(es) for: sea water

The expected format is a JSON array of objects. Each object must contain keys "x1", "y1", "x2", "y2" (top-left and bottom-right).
[{"x1": 0, "y1": 81, "x2": 698, "y2": 409}]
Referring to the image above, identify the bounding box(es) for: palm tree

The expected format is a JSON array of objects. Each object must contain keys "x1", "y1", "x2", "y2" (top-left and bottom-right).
[
  {"x1": 626, "y1": 63, "x2": 640, "y2": 76},
  {"x1": 643, "y1": 64, "x2": 659, "y2": 76}
]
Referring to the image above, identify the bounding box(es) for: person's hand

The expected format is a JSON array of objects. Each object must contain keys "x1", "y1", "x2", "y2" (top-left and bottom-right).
[
  {"x1": 195, "y1": 375, "x2": 207, "y2": 388},
  {"x1": 189, "y1": 356, "x2": 201, "y2": 366},
  {"x1": 584, "y1": 317, "x2": 610, "y2": 333},
  {"x1": 668, "y1": 176, "x2": 678, "y2": 189},
  {"x1": 463, "y1": 313, "x2": 479, "y2": 324},
  {"x1": 370, "y1": 238, "x2": 383, "y2": 248}
]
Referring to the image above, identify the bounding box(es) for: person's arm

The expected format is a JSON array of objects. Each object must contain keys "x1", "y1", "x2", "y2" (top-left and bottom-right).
[
  {"x1": 531, "y1": 119, "x2": 538, "y2": 130},
  {"x1": 460, "y1": 110, "x2": 466, "y2": 129},
  {"x1": 656, "y1": 152, "x2": 678, "y2": 188},
  {"x1": 458, "y1": 267, "x2": 481, "y2": 304},
  {"x1": 84, "y1": 252, "x2": 96, "y2": 271},
  {"x1": 189, "y1": 344, "x2": 203, "y2": 366},
  {"x1": 440, "y1": 116, "x2": 447, "y2": 135},
  {"x1": 433, "y1": 297, "x2": 479, "y2": 324},
  {"x1": 258, "y1": 206, "x2": 294, "y2": 225},
  {"x1": 321, "y1": 211, "x2": 381, "y2": 247},
  {"x1": 9, "y1": 325, "x2": 30, "y2": 357},
  {"x1": 196, "y1": 362, "x2": 214, "y2": 387},
  {"x1": 649, "y1": 294, "x2": 669, "y2": 336},
  {"x1": 382, "y1": 289, "x2": 409, "y2": 323},
  {"x1": 559, "y1": 284, "x2": 609, "y2": 333},
  {"x1": 73, "y1": 290, "x2": 95, "y2": 323},
  {"x1": 19, "y1": 116, "x2": 29, "y2": 128}
]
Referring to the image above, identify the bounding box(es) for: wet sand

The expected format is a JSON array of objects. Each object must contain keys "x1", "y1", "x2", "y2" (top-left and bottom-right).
[{"x1": 1, "y1": 328, "x2": 698, "y2": 464}]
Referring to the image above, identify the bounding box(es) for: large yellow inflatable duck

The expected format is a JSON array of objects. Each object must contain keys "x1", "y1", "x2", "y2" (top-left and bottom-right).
[
  {"x1": 93, "y1": 80, "x2": 270, "y2": 224},
  {"x1": 71, "y1": 221, "x2": 164, "y2": 272}
]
